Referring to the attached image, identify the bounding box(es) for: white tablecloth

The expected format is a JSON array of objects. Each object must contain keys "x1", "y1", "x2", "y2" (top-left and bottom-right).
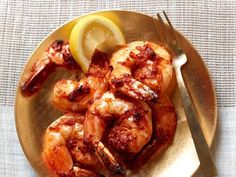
[{"x1": 0, "y1": 0, "x2": 235, "y2": 176}]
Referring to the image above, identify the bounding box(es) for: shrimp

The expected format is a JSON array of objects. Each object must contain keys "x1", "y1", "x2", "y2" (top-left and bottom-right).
[
  {"x1": 21, "y1": 40, "x2": 80, "y2": 96},
  {"x1": 83, "y1": 91, "x2": 152, "y2": 175},
  {"x1": 129, "y1": 95, "x2": 177, "y2": 168},
  {"x1": 84, "y1": 91, "x2": 153, "y2": 154},
  {"x1": 51, "y1": 49, "x2": 111, "y2": 113},
  {"x1": 42, "y1": 113, "x2": 101, "y2": 177},
  {"x1": 109, "y1": 41, "x2": 172, "y2": 102}
]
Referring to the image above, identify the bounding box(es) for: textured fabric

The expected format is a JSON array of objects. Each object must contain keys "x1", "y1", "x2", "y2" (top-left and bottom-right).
[{"x1": 0, "y1": 0, "x2": 235, "y2": 177}]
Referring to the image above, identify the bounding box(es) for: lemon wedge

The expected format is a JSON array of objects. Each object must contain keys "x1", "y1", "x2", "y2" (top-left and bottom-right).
[{"x1": 70, "y1": 15, "x2": 126, "y2": 72}]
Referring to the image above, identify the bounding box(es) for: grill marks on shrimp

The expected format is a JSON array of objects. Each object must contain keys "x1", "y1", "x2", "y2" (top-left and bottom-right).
[
  {"x1": 117, "y1": 44, "x2": 160, "y2": 88},
  {"x1": 129, "y1": 44, "x2": 157, "y2": 65},
  {"x1": 111, "y1": 74, "x2": 158, "y2": 102},
  {"x1": 129, "y1": 44, "x2": 165, "y2": 94},
  {"x1": 134, "y1": 59, "x2": 164, "y2": 94},
  {"x1": 108, "y1": 125, "x2": 136, "y2": 151},
  {"x1": 51, "y1": 49, "x2": 111, "y2": 113},
  {"x1": 68, "y1": 84, "x2": 91, "y2": 102}
]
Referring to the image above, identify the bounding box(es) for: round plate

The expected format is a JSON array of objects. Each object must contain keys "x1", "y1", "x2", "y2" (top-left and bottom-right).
[{"x1": 15, "y1": 10, "x2": 217, "y2": 177}]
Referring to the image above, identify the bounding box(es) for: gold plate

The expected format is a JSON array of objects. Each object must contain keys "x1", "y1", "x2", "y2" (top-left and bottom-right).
[{"x1": 15, "y1": 10, "x2": 217, "y2": 177}]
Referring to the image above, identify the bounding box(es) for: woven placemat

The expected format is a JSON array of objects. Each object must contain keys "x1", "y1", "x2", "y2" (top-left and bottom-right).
[{"x1": 0, "y1": 0, "x2": 235, "y2": 107}]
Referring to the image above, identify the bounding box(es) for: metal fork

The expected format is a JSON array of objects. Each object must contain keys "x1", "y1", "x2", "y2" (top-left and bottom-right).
[{"x1": 153, "y1": 11, "x2": 217, "y2": 177}]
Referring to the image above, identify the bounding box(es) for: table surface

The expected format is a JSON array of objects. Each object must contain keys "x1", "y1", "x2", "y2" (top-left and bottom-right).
[{"x1": 0, "y1": 0, "x2": 235, "y2": 177}]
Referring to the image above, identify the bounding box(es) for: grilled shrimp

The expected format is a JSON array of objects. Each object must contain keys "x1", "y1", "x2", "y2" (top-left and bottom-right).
[
  {"x1": 21, "y1": 40, "x2": 80, "y2": 96},
  {"x1": 84, "y1": 91, "x2": 152, "y2": 153},
  {"x1": 52, "y1": 50, "x2": 111, "y2": 112},
  {"x1": 109, "y1": 41, "x2": 172, "y2": 101},
  {"x1": 42, "y1": 113, "x2": 101, "y2": 177},
  {"x1": 83, "y1": 91, "x2": 152, "y2": 175},
  {"x1": 130, "y1": 95, "x2": 177, "y2": 168}
]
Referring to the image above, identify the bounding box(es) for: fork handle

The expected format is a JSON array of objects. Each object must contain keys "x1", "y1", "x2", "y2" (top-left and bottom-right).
[{"x1": 174, "y1": 66, "x2": 217, "y2": 177}]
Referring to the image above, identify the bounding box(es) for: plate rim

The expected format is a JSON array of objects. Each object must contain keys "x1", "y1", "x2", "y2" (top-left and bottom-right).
[{"x1": 14, "y1": 9, "x2": 218, "y2": 177}]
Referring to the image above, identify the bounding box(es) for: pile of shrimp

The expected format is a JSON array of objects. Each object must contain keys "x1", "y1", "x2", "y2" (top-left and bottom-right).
[{"x1": 21, "y1": 40, "x2": 177, "y2": 177}]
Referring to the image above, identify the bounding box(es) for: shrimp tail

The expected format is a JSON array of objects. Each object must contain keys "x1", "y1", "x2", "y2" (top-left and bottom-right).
[
  {"x1": 21, "y1": 56, "x2": 57, "y2": 96},
  {"x1": 89, "y1": 49, "x2": 110, "y2": 69},
  {"x1": 85, "y1": 49, "x2": 112, "y2": 79},
  {"x1": 110, "y1": 74, "x2": 158, "y2": 102},
  {"x1": 21, "y1": 40, "x2": 80, "y2": 97},
  {"x1": 96, "y1": 142, "x2": 126, "y2": 176}
]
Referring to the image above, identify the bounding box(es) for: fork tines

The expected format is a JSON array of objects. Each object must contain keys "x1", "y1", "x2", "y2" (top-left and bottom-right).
[{"x1": 153, "y1": 11, "x2": 182, "y2": 55}]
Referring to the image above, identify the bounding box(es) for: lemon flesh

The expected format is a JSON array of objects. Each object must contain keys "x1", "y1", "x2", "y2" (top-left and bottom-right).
[{"x1": 70, "y1": 15, "x2": 126, "y2": 72}]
